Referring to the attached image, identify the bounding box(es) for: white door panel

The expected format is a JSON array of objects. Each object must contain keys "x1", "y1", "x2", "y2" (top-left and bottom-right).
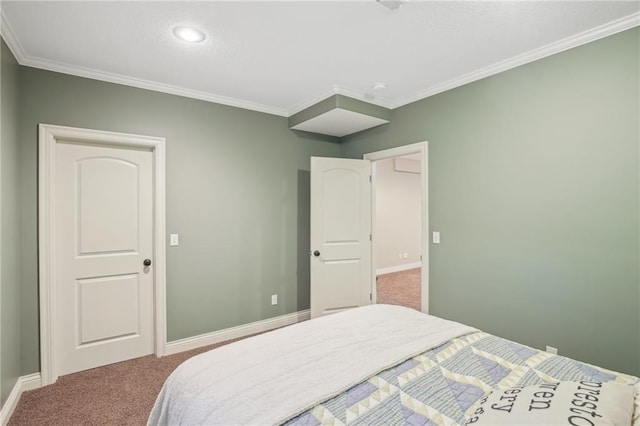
[
  {"x1": 310, "y1": 157, "x2": 371, "y2": 318},
  {"x1": 78, "y1": 274, "x2": 140, "y2": 344},
  {"x1": 77, "y1": 157, "x2": 139, "y2": 254},
  {"x1": 55, "y1": 142, "x2": 154, "y2": 375}
]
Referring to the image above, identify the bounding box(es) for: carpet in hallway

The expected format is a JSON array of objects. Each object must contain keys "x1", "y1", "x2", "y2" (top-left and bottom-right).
[{"x1": 376, "y1": 267, "x2": 421, "y2": 311}]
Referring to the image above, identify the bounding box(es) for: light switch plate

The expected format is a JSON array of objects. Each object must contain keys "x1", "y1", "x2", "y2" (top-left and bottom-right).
[
  {"x1": 432, "y1": 232, "x2": 440, "y2": 244},
  {"x1": 170, "y1": 234, "x2": 179, "y2": 246}
]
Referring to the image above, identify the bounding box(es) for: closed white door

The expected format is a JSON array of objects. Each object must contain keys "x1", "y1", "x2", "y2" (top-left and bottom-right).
[
  {"x1": 310, "y1": 157, "x2": 372, "y2": 318},
  {"x1": 55, "y1": 141, "x2": 154, "y2": 376}
]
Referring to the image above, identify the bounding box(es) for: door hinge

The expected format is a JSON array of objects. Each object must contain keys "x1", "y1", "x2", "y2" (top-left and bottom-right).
[
  {"x1": 369, "y1": 175, "x2": 372, "y2": 182},
  {"x1": 370, "y1": 293, "x2": 372, "y2": 301},
  {"x1": 369, "y1": 234, "x2": 372, "y2": 241}
]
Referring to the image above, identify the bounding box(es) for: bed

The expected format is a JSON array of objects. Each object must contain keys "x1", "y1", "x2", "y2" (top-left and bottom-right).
[{"x1": 148, "y1": 304, "x2": 639, "y2": 425}]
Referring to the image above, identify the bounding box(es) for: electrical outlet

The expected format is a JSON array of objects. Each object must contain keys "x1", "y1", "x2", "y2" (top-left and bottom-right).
[
  {"x1": 546, "y1": 346, "x2": 558, "y2": 355},
  {"x1": 398, "y1": 253, "x2": 403, "y2": 259},
  {"x1": 170, "y1": 233, "x2": 179, "y2": 246},
  {"x1": 403, "y1": 252, "x2": 408, "y2": 259},
  {"x1": 432, "y1": 232, "x2": 440, "y2": 244},
  {"x1": 271, "y1": 294, "x2": 278, "y2": 305}
]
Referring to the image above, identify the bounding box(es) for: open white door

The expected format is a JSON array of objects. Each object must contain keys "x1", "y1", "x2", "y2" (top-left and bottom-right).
[{"x1": 310, "y1": 157, "x2": 372, "y2": 318}]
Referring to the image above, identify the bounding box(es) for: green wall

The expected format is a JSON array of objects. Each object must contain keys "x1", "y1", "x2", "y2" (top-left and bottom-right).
[
  {"x1": 342, "y1": 28, "x2": 640, "y2": 376},
  {"x1": 7, "y1": 27, "x2": 640, "y2": 379},
  {"x1": 1, "y1": 40, "x2": 22, "y2": 404},
  {"x1": 18, "y1": 67, "x2": 340, "y2": 374}
]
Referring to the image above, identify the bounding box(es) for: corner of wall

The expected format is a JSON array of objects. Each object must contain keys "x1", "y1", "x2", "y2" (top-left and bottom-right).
[{"x1": 0, "y1": 35, "x2": 23, "y2": 408}]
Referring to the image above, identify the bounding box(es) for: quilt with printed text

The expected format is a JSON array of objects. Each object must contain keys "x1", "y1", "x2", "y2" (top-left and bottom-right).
[
  {"x1": 148, "y1": 305, "x2": 639, "y2": 426},
  {"x1": 284, "y1": 331, "x2": 639, "y2": 426}
]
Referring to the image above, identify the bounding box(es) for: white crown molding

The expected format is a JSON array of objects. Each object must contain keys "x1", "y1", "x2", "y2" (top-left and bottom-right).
[
  {"x1": 165, "y1": 309, "x2": 311, "y2": 356},
  {"x1": 2, "y1": 9, "x2": 639, "y2": 119},
  {"x1": 391, "y1": 11, "x2": 640, "y2": 109},
  {"x1": 21, "y1": 57, "x2": 289, "y2": 117},
  {"x1": 0, "y1": 11, "x2": 288, "y2": 118},
  {"x1": 0, "y1": 10, "x2": 25, "y2": 61}
]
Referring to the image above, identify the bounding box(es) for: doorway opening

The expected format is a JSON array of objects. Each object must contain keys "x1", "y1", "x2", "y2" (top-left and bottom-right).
[
  {"x1": 373, "y1": 156, "x2": 422, "y2": 311},
  {"x1": 364, "y1": 142, "x2": 428, "y2": 314}
]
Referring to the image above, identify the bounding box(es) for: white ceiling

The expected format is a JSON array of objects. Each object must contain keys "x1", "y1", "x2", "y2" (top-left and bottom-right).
[{"x1": 2, "y1": 1, "x2": 639, "y2": 117}]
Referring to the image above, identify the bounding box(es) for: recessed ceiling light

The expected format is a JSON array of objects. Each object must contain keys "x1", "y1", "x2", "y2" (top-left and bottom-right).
[
  {"x1": 173, "y1": 26, "x2": 206, "y2": 43},
  {"x1": 373, "y1": 83, "x2": 387, "y2": 91},
  {"x1": 376, "y1": 0, "x2": 406, "y2": 11}
]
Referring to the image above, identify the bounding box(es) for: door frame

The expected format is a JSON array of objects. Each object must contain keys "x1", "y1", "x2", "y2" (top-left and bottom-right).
[
  {"x1": 364, "y1": 141, "x2": 429, "y2": 314},
  {"x1": 38, "y1": 123, "x2": 167, "y2": 385}
]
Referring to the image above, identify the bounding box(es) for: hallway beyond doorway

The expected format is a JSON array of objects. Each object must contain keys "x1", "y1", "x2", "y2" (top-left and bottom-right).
[{"x1": 376, "y1": 268, "x2": 421, "y2": 311}]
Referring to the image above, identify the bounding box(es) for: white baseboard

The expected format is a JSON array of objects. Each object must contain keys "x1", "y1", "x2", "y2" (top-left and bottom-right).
[
  {"x1": 1, "y1": 373, "x2": 42, "y2": 425},
  {"x1": 165, "y1": 309, "x2": 311, "y2": 356},
  {"x1": 376, "y1": 262, "x2": 422, "y2": 276}
]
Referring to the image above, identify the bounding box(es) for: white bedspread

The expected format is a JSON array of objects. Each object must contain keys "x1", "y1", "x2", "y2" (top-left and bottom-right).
[{"x1": 148, "y1": 304, "x2": 477, "y2": 425}]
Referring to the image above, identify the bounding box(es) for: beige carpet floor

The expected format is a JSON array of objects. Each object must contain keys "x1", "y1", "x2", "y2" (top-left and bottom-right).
[
  {"x1": 376, "y1": 267, "x2": 422, "y2": 311},
  {"x1": 9, "y1": 269, "x2": 420, "y2": 425},
  {"x1": 8, "y1": 336, "x2": 250, "y2": 426}
]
